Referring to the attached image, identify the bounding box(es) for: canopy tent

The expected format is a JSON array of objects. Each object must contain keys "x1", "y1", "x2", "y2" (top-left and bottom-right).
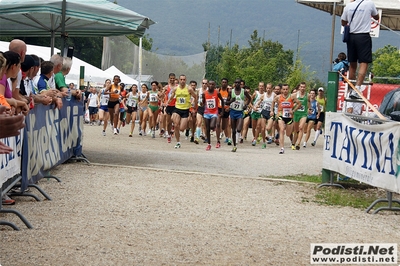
[
  {"x1": 104, "y1": 65, "x2": 139, "y2": 86},
  {"x1": 296, "y1": 0, "x2": 400, "y2": 69},
  {"x1": 0, "y1": 41, "x2": 111, "y2": 85},
  {"x1": 296, "y1": 0, "x2": 400, "y2": 31},
  {"x1": 0, "y1": 0, "x2": 155, "y2": 55}
]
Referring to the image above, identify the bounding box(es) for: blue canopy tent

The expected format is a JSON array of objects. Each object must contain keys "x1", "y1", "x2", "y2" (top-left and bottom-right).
[{"x1": 0, "y1": 0, "x2": 155, "y2": 55}]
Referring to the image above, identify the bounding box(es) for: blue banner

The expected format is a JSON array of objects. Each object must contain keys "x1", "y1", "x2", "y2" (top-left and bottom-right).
[{"x1": 21, "y1": 98, "x2": 84, "y2": 190}]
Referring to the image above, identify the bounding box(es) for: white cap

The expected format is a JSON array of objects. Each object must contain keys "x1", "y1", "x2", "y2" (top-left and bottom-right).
[{"x1": 318, "y1": 87, "x2": 324, "y2": 91}]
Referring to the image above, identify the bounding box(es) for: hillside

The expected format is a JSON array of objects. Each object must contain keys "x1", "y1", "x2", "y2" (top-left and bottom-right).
[{"x1": 116, "y1": 0, "x2": 395, "y2": 83}]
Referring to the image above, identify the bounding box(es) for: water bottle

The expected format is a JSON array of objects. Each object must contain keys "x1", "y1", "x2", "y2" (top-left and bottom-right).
[{"x1": 66, "y1": 87, "x2": 72, "y2": 101}]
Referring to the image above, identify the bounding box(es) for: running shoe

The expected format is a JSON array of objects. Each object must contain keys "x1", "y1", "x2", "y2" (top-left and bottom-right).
[
  {"x1": 160, "y1": 129, "x2": 165, "y2": 136},
  {"x1": 267, "y1": 138, "x2": 273, "y2": 144},
  {"x1": 291, "y1": 144, "x2": 296, "y2": 150},
  {"x1": 261, "y1": 143, "x2": 266, "y2": 149},
  {"x1": 116, "y1": 128, "x2": 120, "y2": 134},
  {"x1": 167, "y1": 135, "x2": 172, "y2": 143},
  {"x1": 113, "y1": 128, "x2": 118, "y2": 135},
  {"x1": 203, "y1": 138, "x2": 208, "y2": 143},
  {"x1": 227, "y1": 139, "x2": 232, "y2": 146},
  {"x1": 224, "y1": 137, "x2": 229, "y2": 143},
  {"x1": 200, "y1": 135, "x2": 206, "y2": 141},
  {"x1": 296, "y1": 145, "x2": 300, "y2": 150},
  {"x1": 216, "y1": 142, "x2": 221, "y2": 148},
  {"x1": 275, "y1": 139, "x2": 280, "y2": 146},
  {"x1": 251, "y1": 139, "x2": 256, "y2": 146},
  {"x1": 129, "y1": 133, "x2": 132, "y2": 137},
  {"x1": 102, "y1": 130, "x2": 106, "y2": 136},
  {"x1": 257, "y1": 136, "x2": 262, "y2": 143},
  {"x1": 206, "y1": 144, "x2": 211, "y2": 151},
  {"x1": 240, "y1": 138, "x2": 244, "y2": 144},
  {"x1": 303, "y1": 142, "x2": 307, "y2": 148},
  {"x1": 143, "y1": 131, "x2": 147, "y2": 136},
  {"x1": 155, "y1": 123, "x2": 159, "y2": 130},
  {"x1": 190, "y1": 136, "x2": 194, "y2": 142},
  {"x1": 139, "y1": 130, "x2": 143, "y2": 136},
  {"x1": 152, "y1": 131, "x2": 155, "y2": 138},
  {"x1": 311, "y1": 141, "x2": 316, "y2": 146},
  {"x1": 97, "y1": 120, "x2": 101, "y2": 126},
  {"x1": 2, "y1": 195, "x2": 15, "y2": 205},
  {"x1": 174, "y1": 143, "x2": 181, "y2": 149},
  {"x1": 194, "y1": 138, "x2": 199, "y2": 144},
  {"x1": 279, "y1": 148, "x2": 284, "y2": 154},
  {"x1": 231, "y1": 146, "x2": 237, "y2": 152},
  {"x1": 185, "y1": 129, "x2": 190, "y2": 137}
]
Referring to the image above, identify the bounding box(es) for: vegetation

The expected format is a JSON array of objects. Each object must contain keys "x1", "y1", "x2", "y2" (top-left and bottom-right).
[{"x1": 372, "y1": 44, "x2": 400, "y2": 84}]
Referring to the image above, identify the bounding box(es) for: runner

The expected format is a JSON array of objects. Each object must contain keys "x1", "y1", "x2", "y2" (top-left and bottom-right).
[
  {"x1": 202, "y1": 80, "x2": 224, "y2": 150},
  {"x1": 147, "y1": 81, "x2": 163, "y2": 138},
  {"x1": 188, "y1": 80, "x2": 198, "y2": 142},
  {"x1": 250, "y1": 82, "x2": 265, "y2": 146},
  {"x1": 126, "y1": 84, "x2": 139, "y2": 137},
  {"x1": 293, "y1": 82, "x2": 309, "y2": 150},
  {"x1": 217, "y1": 78, "x2": 232, "y2": 146},
  {"x1": 240, "y1": 86, "x2": 252, "y2": 143},
  {"x1": 225, "y1": 79, "x2": 251, "y2": 152},
  {"x1": 116, "y1": 83, "x2": 127, "y2": 132},
  {"x1": 194, "y1": 79, "x2": 207, "y2": 144},
  {"x1": 98, "y1": 79, "x2": 111, "y2": 136},
  {"x1": 138, "y1": 84, "x2": 149, "y2": 136},
  {"x1": 167, "y1": 74, "x2": 197, "y2": 149},
  {"x1": 313, "y1": 87, "x2": 327, "y2": 146},
  {"x1": 254, "y1": 82, "x2": 275, "y2": 148},
  {"x1": 105, "y1": 75, "x2": 122, "y2": 135},
  {"x1": 163, "y1": 73, "x2": 177, "y2": 143},
  {"x1": 303, "y1": 89, "x2": 321, "y2": 147},
  {"x1": 272, "y1": 84, "x2": 302, "y2": 154},
  {"x1": 86, "y1": 86, "x2": 99, "y2": 125}
]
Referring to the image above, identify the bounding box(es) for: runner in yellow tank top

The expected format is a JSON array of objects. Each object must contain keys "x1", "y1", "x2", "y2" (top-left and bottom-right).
[
  {"x1": 167, "y1": 74, "x2": 198, "y2": 149},
  {"x1": 312, "y1": 87, "x2": 327, "y2": 146}
]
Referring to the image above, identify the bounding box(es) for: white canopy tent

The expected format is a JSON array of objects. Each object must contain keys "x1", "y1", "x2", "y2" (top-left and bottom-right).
[
  {"x1": 0, "y1": 41, "x2": 110, "y2": 85},
  {"x1": 104, "y1": 65, "x2": 139, "y2": 86}
]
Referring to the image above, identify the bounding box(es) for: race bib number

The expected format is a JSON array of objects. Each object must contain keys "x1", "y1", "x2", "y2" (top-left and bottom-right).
[
  {"x1": 128, "y1": 99, "x2": 137, "y2": 107},
  {"x1": 206, "y1": 99, "x2": 216, "y2": 109},
  {"x1": 319, "y1": 105, "x2": 324, "y2": 112},
  {"x1": 178, "y1": 97, "x2": 186, "y2": 104},
  {"x1": 261, "y1": 101, "x2": 271, "y2": 111},
  {"x1": 150, "y1": 95, "x2": 157, "y2": 102},
  {"x1": 282, "y1": 107, "x2": 291, "y2": 118},
  {"x1": 231, "y1": 100, "x2": 243, "y2": 111},
  {"x1": 309, "y1": 108, "x2": 315, "y2": 115},
  {"x1": 101, "y1": 96, "x2": 109, "y2": 105},
  {"x1": 298, "y1": 105, "x2": 305, "y2": 112}
]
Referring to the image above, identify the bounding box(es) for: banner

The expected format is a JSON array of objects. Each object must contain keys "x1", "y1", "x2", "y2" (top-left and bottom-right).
[
  {"x1": 21, "y1": 99, "x2": 84, "y2": 190},
  {"x1": 323, "y1": 112, "x2": 400, "y2": 193},
  {"x1": 0, "y1": 132, "x2": 23, "y2": 186}
]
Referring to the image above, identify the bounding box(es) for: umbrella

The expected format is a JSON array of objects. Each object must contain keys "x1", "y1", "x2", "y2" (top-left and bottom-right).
[{"x1": 0, "y1": 0, "x2": 155, "y2": 55}]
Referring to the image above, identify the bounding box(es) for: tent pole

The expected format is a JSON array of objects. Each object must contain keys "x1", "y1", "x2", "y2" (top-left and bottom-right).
[
  {"x1": 51, "y1": 31, "x2": 55, "y2": 56},
  {"x1": 139, "y1": 37, "x2": 142, "y2": 86},
  {"x1": 329, "y1": 2, "x2": 337, "y2": 71},
  {"x1": 60, "y1": 0, "x2": 67, "y2": 56}
]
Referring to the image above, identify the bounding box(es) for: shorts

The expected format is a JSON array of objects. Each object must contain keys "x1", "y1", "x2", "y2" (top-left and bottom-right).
[
  {"x1": 165, "y1": 105, "x2": 175, "y2": 115},
  {"x1": 250, "y1": 111, "x2": 261, "y2": 120},
  {"x1": 230, "y1": 109, "x2": 243, "y2": 120},
  {"x1": 99, "y1": 105, "x2": 108, "y2": 112},
  {"x1": 306, "y1": 117, "x2": 318, "y2": 124},
  {"x1": 140, "y1": 106, "x2": 147, "y2": 112},
  {"x1": 293, "y1": 112, "x2": 307, "y2": 123},
  {"x1": 203, "y1": 113, "x2": 218, "y2": 120},
  {"x1": 317, "y1": 112, "x2": 325, "y2": 123},
  {"x1": 149, "y1": 104, "x2": 159, "y2": 113},
  {"x1": 107, "y1": 100, "x2": 119, "y2": 109},
  {"x1": 127, "y1": 106, "x2": 137, "y2": 114},
  {"x1": 197, "y1": 105, "x2": 204, "y2": 116},
  {"x1": 173, "y1": 108, "x2": 189, "y2": 118},
  {"x1": 347, "y1": 33, "x2": 372, "y2": 63},
  {"x1": 261, "y1": 109, "x2": 271, "y2": 120},
  {"x1": 88, "y1": 106, "x2": 98, "y2": 115},
  {"x1": 119, "y1": 107, "x2": 125, "y2": 113},
  {"x1": 278, "y1": 116, "x2": 293, "y2": 125}
]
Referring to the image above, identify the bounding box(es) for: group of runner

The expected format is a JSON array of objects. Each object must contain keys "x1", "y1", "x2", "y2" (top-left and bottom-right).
[{"x1": 94, "y1": 73, "x2": 327, "y2": 154}]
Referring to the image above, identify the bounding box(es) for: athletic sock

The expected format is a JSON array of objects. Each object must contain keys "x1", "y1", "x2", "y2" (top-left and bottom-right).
[
  {"x1": 196, "y1": 127, "x2": 201, "y2": 139},
  {"x1": 314, "y1": 129, "x2": 320, "y2": 142}
]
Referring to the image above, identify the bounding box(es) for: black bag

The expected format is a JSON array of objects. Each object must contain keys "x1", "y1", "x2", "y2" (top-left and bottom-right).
[
  {"x1": 342, "y1": 25, "x2": 350, "y2": 43},
  {"x1": 342, "y1": 0, "x2": 364, "y2": 43}
]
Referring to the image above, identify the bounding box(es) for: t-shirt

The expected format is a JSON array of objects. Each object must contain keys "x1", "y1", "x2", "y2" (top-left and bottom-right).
[
  {"x1": 54, "y1": 72, "x2": 67, "y2": 91},
  {"x1": 37, "y1": 74, "x2": 51, "y2": 94},
  {"x1": 0, "y1": 74, "x2": 12, "y2": 98},
  {"x1": 341, "y1": 0, "x2": 378, "y2": 34}
]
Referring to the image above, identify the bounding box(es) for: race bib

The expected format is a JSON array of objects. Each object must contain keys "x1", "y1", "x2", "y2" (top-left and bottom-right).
[
  {"x1": 128, "y1": 99, "x2": 137, "y2": 107},
  {"x1": 282, "y1": 107, "x2": 291, "y2": 118},
  {"x1": 298, "y1": 105, "x2": 305, "y2": 112},
  {"x1": 231, "y1": 100, "x2": 243, "y2": 111},
  {"x1": 178, "y1": 97, "x2": 186, "y2": 104},
  {"x1": 206, "y1": 99, "x2": 216, "y2": 109},
  {"x1": 150, "y1": 94, "x2": 157, "y2": 102}
]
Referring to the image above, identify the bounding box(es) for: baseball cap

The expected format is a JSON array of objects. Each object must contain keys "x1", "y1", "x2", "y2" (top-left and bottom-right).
[
  {"x1": 318, "y1": 87, "x2": 324, "y2": 91},
  {"x1": 21, "y1": 55, "x2": 35, "y2": 72}
]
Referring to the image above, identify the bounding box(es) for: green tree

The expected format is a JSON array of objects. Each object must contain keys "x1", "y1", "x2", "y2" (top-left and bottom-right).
[
  {"x1": 372, "y1": 45, "x2": 400, "y2": 84},
  {"x1": 203, "y1": 43, "x2": 224, "y2": 82},
  {"x1": 126, "y1": 34, "x2": 153, "y2": 51}
]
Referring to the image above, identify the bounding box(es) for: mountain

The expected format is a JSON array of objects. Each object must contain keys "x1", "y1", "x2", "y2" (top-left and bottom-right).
[{"x1": 115, "y1": 0, "x2": 395, "y2": 83}]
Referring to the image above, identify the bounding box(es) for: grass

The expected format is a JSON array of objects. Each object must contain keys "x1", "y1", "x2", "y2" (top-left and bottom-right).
[{"x1": 264, "y1": 174, "x2": 397, "y2": 210}]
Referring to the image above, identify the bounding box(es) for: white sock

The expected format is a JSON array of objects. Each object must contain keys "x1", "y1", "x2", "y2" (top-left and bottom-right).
[{"x1": 314, "y1": 130, "x2": 320, "y2": 142}]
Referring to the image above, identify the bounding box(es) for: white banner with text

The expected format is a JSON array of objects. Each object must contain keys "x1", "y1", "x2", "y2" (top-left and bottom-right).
[{"x1": 323, "y1": 112, "x2": 400, "y2": 193}]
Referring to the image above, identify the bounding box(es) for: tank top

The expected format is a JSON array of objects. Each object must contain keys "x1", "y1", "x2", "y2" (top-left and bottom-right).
[
  {"x1": 230, "y1": 89, "x2": 246, "y2": 111},
  {"x1": 219, "y1": 89, "x2": 229, "y2": 109},
  {"x1": 197, "y1": 87, "x2": 205, "y2": 106},
  {"x1": 261, "y1": 92, "x2": 275, "y2": 112},
  {"x1": 204, "y1": 90, "x2": 219, "y2": 115},
  {"x1": 175, "y1": 85, "x2": 191, "y2": 110},
  {"x1": 165, "y1": 85, "x2": 176, "y2": 106},
  {"x1": 278, "y1": 94, "x2": 294, "y2": 118},
  {"x1": 149, "y1": 91, "x2": 158, "y2": 103},
  {"x1": 252, "y1": 91, "x2": 263, "y2": 113},
  {"x1": 308, "y1": 99, "x2": 318, "y2": 120},
  {"x1": 126, "y1": 92, "x2": 138, "y2": 107},
  {"x1": 295, "y1": 91, "x2": 308, "y2": 114},
  {"x1": 100, "y1": 88, "x2": 109, "y2": 106},
  {"x1": 316, "y1": 96, "x2": 326, "y2": 112},
  {"x1": 110, "y1": 84, "x2": 121, "y2": 101}
]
